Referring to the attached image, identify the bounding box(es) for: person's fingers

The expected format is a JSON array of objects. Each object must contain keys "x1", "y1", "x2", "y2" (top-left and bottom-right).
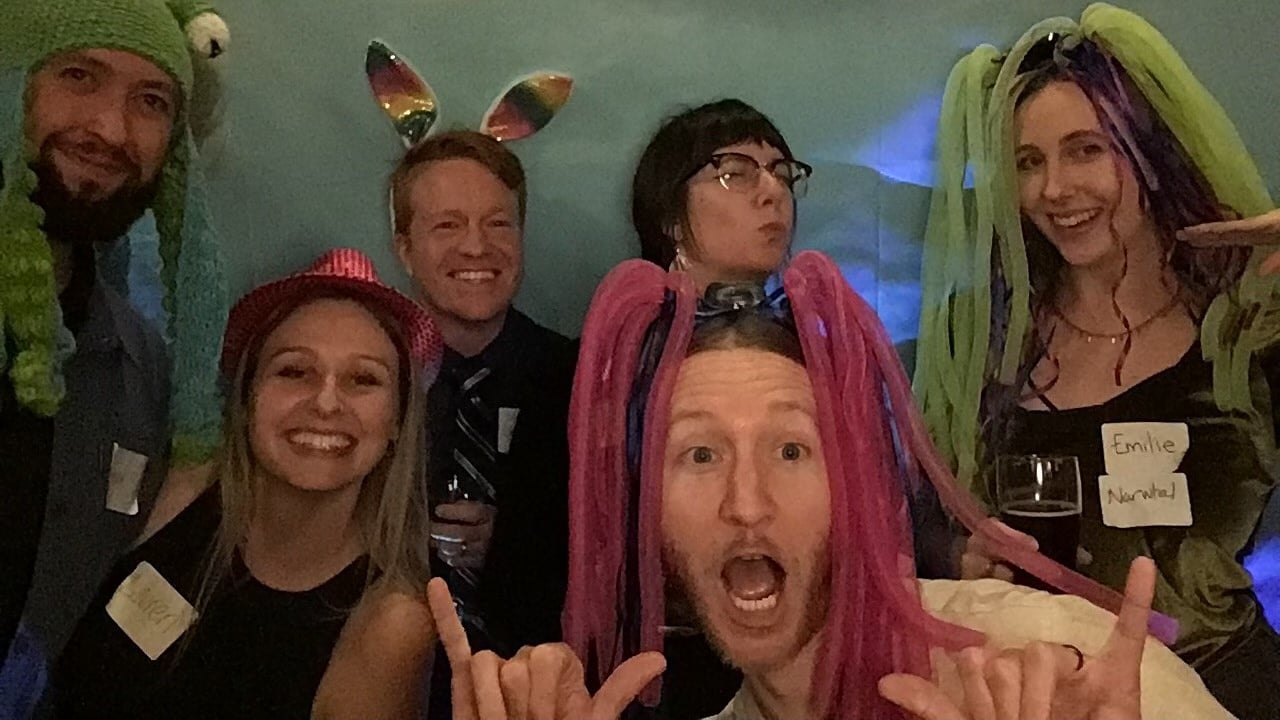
[
  {"x1": 435, "y1": 539, "x2": 465, "y2": 558},
  {"x1": 991, "y1": 563, "x2": 1015, "y2": 583},
  {"x1": 1175, "y1": 222, "x2": 1232, "y2": 246},
  {"x1": 984, "y1": 649, "x2": 1023, "y2": 720},
  {"x1": 1077, "y1": 546, "x2": 1094, "y2": 568},
  {"x1": 436, "y1": 502, "x2": 497, "y2": 524},
  {"x1": 499, "y1": 659, "x2": 532, "y2": 720},
  {"x1": 960, "y1": 550, "x2": 995, "y2": 580},
  {"x1": 439, "y1": 520, "x2": 497, "y2": 544},
  {"x1": 1262, "y1": 250, "x2": 1280, "y2": 276},
  {"x1": 1088, "y1": 559, "x2": 1154, "y2": 717},
  {"x1": 1177, "y1": 211, "x2": 1280, "y2": 247},
  {"x1": 1017, "y1": 642, "x2": 1058, "y2": 720},
  {"x1": 878, "y1": 673, "x2": 966, "y2": 720},
  {"x1": 590, "y1": 652, "x2": 667, "y2": 720},
  {"x1": 431, "y1": 522, "x2": 486, "y2": 544},
  {"x1": 1103, "y1": 556, "x2": 1155, "y2": 670},
  {"x1": 426, "y1": 579, "x2": 470, "y2": 657},
  {"x1": 526, "y1": 644, "x2": 578, "y2": 720},
  {"x1": 957, "y1": 647, "x2": 998, "y2": 720},
  {"x1": 964, "y1": 519, "x2": 1037, "y2": 581},
  {"x1": 1070, "y1": 558, "x2": 1152, "y2": 712},
  {"x1": 966, "y1": 519, "x2": 1039, "y2": 581},
  {"x1": 472, "y1": 651, "x2": 509, "y2": 720},
  {"x1": 509, "y1": 645, "x2": 535, "y2": 664},
  {"x1": 426, "y1": 578, "x2": 479, "y2": 720}
]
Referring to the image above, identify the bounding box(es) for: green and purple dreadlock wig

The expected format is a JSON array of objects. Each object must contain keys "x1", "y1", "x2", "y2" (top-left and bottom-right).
[{"x1": 913, "y1": 3, "x2": 1277, "y2": 496}]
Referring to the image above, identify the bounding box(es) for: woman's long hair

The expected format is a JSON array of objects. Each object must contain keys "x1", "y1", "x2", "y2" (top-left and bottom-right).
[
  {"x1": 980, "y1": 33, "x2": 1249, "y2": 481},
  {"x1": 913, "y1": 4, "x2": 1275, "y2": 493},
  {"x1": 192, "y1": 292, "x2": 430, "y2": 631}
]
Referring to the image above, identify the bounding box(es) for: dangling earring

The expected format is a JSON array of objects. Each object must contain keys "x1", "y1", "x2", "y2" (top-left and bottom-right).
[{"x1": 670, "y1": 244, "x2": 691, "y2": 272}]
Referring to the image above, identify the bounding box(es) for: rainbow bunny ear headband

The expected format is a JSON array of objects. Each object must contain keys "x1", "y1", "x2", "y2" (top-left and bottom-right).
[{"x1": 365, "y1": 39, "x2": 573, "y2": 146}]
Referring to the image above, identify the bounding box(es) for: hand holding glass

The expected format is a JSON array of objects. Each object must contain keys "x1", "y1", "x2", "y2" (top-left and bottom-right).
[{"x1": 995, "y1": 454, "x2": 1082, "y2": 589}]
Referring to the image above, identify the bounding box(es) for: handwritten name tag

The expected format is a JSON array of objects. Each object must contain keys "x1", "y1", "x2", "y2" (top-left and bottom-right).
[
  {"x1": 106, "y1": 562, "x2": 197, "y2": 660},
  {"x1": 106, "y1": 443, "x2": 148, "y2": 516},
  {"x1": 1099, "y1": 473, "x2": 1193, "y2": 528},
  {"x1": 1100, "y1": 422, "x2": 1188, "y2": 476}
]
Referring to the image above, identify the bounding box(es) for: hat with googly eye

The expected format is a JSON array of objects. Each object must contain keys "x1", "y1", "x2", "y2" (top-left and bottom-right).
[{"x1": 0, "y1": 0, "x2": 232, "y2": 466}]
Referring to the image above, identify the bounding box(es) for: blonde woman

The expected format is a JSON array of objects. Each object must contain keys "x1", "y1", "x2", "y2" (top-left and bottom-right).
[{"x1": 51, "y1": 248, "x2": 441, "y2": 720}]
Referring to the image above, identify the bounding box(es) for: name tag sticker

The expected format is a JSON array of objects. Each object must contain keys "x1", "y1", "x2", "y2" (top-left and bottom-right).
[
  {"x1": 497, "y1": 407, "x2": 520, "y2": 455},
  {"x1": 1100, "y1": 422, "x2": 1188, "y2": 476},
  {"x1": 106, "y1": 561, "x2": 196, "y2": 660},
  {"x1": 106, "y1": 443, "x2": 148, "y2": 516},
  {"x1": 1099, "y1": 472, "x2": 1193, "y2": 528}
]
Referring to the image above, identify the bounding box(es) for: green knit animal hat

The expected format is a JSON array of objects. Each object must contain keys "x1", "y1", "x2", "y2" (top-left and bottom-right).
[
  {"x1": 912, "y1": 3, "x2": 1277, "y2": 496},
  {"x1": 0, "y1": 0, "x2": 230, "y2": 466}
]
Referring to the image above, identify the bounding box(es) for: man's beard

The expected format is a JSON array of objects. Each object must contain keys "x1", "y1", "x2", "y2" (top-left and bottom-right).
[
  {"x1": 29, "y1": 137, "x2": 160, "y2": 247},
  {"x1": 661, "y1": 539, "x2": 831, "y2": 673}
]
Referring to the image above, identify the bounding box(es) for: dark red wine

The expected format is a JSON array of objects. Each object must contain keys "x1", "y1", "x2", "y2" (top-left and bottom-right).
[{"x1": 999, "y1": 499, "x2": 1080, "y2": 589}]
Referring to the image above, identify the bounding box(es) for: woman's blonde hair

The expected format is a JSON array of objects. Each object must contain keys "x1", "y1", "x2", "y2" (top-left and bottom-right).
[{"x1": 193, "y1": 293, "x2": 430, "y2": 623}]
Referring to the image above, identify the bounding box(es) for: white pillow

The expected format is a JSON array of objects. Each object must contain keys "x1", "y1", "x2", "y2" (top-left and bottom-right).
[{"x1": 920, "y1": 578, "x2": 1235, "y2": 720}]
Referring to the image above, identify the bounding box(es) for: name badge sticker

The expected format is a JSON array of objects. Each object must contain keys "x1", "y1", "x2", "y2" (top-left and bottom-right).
[
  {"x1": 497, "y1": 407, "x2": 520, "y2": 455},
  {"x1": 1100, "y1": 422, "x2": 1189, "y2": 476},
  {"x1": 106, "y1": 443, "x2": 148, "y2": 516},
  {"x1": 105, "y1": 561, "x2": 197, "y2": 660},
  {"x1": 1099, "y1": 472, "x2": 1193, "y2": 528}
]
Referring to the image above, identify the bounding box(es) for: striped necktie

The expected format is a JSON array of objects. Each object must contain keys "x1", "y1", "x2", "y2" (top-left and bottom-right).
[{"x1": 438, "y1": 360, "x2": 499, "y2": 645}]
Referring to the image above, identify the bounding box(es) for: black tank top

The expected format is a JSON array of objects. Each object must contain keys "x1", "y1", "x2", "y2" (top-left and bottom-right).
[{"x1": 52, "y1": 488, "x2": 369, "y2": 720}]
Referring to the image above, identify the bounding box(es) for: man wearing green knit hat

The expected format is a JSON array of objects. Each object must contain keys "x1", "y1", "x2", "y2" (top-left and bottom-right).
[{"x1": 0, "y1": 0, "x2": 229, "y2": 713}]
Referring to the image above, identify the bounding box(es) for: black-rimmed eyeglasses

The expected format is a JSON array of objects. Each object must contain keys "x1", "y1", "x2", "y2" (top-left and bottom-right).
[{"x1": 690, "y1": 152, "x2": 813, "y2": 198}]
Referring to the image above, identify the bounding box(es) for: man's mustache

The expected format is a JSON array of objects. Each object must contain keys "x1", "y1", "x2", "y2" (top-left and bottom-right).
[
  {"x1": 45, "y1": 133, "x2": 140, "y2": 182},
  {"x1": 30, "y1": 134, "x2": 161, "y2": 248}
]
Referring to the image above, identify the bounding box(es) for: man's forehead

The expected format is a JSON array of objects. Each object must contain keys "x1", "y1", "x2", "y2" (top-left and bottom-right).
[
  {"x1": 669, "y1": 349, "x2": 815, "y2": 417},
  {"x1": 409, "y1": 159, "x2": 518, "y2": 210}
]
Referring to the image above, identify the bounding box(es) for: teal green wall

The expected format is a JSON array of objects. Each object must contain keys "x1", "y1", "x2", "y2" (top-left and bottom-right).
[{"x1": 201, "y1": 0, "x2": 1280, "y2": 340}]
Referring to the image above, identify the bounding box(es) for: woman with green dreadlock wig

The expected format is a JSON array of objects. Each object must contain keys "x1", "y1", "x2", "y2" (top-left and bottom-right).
[{"x1": 913, "y1": 4, "x2": 1280, "y2": 717}]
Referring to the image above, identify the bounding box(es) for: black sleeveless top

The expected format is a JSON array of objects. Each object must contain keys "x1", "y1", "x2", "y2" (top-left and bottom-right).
[{"x1": 51, "y1": 489, "x2": 369, "y2": 720}]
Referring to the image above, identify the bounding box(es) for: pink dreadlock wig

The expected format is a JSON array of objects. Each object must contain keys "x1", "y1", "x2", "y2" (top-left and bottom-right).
[{"x1": 563, "y1": 250, "x2": 1176, "y2": 718}]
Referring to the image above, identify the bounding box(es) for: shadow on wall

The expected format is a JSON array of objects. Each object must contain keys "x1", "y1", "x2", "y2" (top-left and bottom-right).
[{"x1": 799, "y1": 160, "x2": 931, "y2": 344}]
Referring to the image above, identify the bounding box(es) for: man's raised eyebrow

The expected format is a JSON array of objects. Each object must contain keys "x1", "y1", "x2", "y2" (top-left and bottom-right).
[
  {"x1": 668, "y1": 408, "x2": 713, "y2": 425},
  {"x1": 55, "y1": 51, "x2": 110, "y2": 72},
  {"x1": 137, "y1": 78, "x2": 176, "y2": 96},
  {"x1": 766, "y1": 399, "x2": 816, "y2": 416},
  {"x1": 422, "y1": 208, "x2": 466, "y2": 221}
]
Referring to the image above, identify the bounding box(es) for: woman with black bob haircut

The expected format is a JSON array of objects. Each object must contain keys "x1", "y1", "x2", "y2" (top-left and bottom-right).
[{"x1": 632, "y1": 99, "x2": 812, "y2": 292}]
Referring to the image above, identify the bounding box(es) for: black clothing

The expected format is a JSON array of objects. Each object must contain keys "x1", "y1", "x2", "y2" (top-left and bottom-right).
[
  {"x1": 0, "y1": 251, "x2": 94, "y2": 662},
  {"x1": 0, "y1": 376, "x2": 55, "y2": 664},
  {"x1": 52, "y1": 490, "x2": 368, "y2": 720},
  {"x1": 426, "y1": 309, "x2": 576, "y2": 718}
]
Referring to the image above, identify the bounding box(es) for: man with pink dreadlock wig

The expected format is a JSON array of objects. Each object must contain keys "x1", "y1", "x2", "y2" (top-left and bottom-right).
[{"x1": 416, "y1": 251, "x2": 1231, "y2": 720}]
